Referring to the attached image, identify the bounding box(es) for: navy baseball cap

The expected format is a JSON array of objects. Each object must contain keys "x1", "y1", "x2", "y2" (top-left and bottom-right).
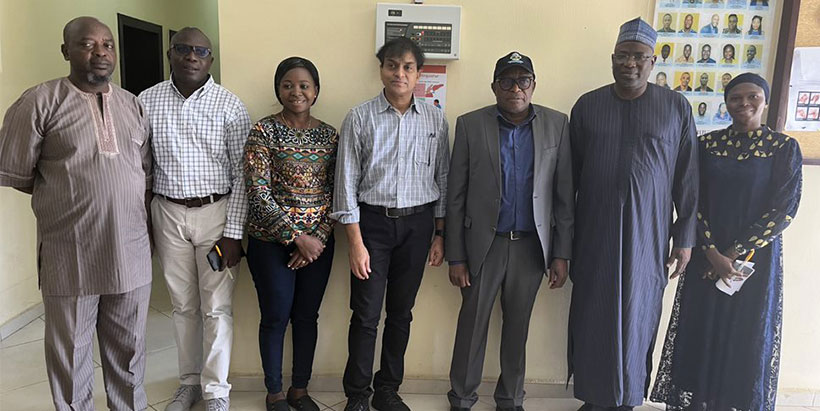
[{"x1": 493, "y1": 51, "x2": 535, "y2": 79}]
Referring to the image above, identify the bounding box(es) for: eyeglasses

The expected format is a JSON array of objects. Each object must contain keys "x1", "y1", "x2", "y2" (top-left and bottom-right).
[
  {"x1": 612, "y1": 53, "x2": 655, "y2": 64},
  {"x1": 171, "y1": 44, "x2": 212, "y2": 58},
  {"x1": 495, "y1": 77, "x2": 534, "y2": 91}
]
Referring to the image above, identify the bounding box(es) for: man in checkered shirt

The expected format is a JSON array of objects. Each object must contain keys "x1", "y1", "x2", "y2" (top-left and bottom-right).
[
  {"x1": 332, "y1": 37, "x2": 450, "y2": 411},
  {"x1": 138, "y1": 27, "x2": 250, "y2": 411}
]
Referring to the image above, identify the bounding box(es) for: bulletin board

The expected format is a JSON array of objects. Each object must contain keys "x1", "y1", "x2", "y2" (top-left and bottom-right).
[
  {"x1": 651, "y1": 0, "x2": 778, "y2": 134},
  {"x1": 790, "y1": 0, "x2": 820, "y2": 163}
]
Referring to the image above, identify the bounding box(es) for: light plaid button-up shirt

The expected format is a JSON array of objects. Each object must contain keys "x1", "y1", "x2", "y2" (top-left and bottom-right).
[
  {"x1": 139, "y1": 77, "x2": 251, "y2": 239},
  {"x1": 331, "y1": 92, "x2": 449, "y2": 224}
]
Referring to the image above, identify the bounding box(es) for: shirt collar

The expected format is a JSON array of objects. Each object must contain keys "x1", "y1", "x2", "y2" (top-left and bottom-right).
[
  {"x1": 170, "y1": 74, "x2": 215, "y2": 99},
  {"x1": 496, "y1": 104, "x2": 536, "y2": 127},
  {"x1": 64, "y1": 77, "x2": 112, "y2": 96},
  {"x1": 378, "y1": 90, "x2": 420, "y2": 114}
]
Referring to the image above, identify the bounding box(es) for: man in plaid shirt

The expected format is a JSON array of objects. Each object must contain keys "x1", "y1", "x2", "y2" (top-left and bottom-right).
[{"x1": 139, "y1": 27, "x2": 250, "y2": 411}]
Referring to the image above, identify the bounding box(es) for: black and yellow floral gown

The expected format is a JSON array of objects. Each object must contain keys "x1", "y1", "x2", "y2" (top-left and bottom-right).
[{"x1": 651, "y1": 125, "x2": 802, "y2": 411}]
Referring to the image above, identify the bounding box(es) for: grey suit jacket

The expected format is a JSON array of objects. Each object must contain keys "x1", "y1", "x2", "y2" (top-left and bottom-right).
[{"x1": 445, "y1": 104, "x2": 574, "y2": 273}]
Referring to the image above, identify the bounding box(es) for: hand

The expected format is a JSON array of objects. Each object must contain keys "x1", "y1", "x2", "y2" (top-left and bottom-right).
[
  {"x1": 448, "y1": 264, "x2": 471, "y2": 288},
  {"x1": 548, "y1": 258, "x2": 569, "y2": 289},
  {"x1": 215, "y1": 237, "x2": 243, "y2": 270},
  {"x1": 349, "y1": 241, "x2": 371, "y2": 280},
  {"x1": 704, "y1": 248, "x2": 743, "y2": 286},
  {"x1": 294, "y1": 234, "x2": 325, "y2": 262},
  {"x1": 288, "y1": 249, "x2": 311, "y2": 270},
  {"x1": 428, "y1": 236, "x2": 444, "y2": 266},
  {"x1": 666, "y1": 247, "x2": 691, "y2": 279}
]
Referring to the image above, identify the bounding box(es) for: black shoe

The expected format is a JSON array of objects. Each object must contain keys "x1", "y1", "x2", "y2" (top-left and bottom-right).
[
  {"x1": 288, "y1": 395, "x2": 321, "y2": 411},
  {"x1": 344, "y1": 395, "x2": 371, "y2": 411},
  {"x1": 451, "y1": 407, "x2": 471, "y2": 411},
  {"x1": 496, "y1": 407, "x2": 524, "y2": 411},
  {"x1": 372, "y1": 388, "x2": 410, "y2": 411},
  {"x1": 265, "y1": 398, "x2": 289, "y2": 411}
]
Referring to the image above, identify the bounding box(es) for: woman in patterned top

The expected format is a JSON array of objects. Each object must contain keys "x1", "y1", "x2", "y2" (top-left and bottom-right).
[
  {"x1": 651, "y1": 73, "x2": 802, "y2": 411},
  {"x1": 244, "y1": 57, "x2": 338, "y2": 411}
]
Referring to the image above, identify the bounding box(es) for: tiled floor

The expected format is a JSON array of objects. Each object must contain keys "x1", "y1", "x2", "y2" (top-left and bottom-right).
[{"x1": 1, "y1": 284, "x2": 818, "y2": 410}]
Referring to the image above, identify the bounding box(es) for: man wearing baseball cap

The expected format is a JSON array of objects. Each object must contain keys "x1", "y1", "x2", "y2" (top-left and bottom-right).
[{"x1": 445, "y1": 51, "x2": 574, "y2": 411}]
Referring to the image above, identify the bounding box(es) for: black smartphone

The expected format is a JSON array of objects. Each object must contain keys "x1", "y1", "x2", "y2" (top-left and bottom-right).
[{"x1": 206, "y1": 246, "x2": 222, "y2": 271}]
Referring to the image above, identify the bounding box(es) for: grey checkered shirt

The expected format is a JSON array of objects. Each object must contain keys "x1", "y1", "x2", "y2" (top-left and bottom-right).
[
  {"x1": 331, "y1": 92, "x2": 449, "y2": 224},
  {"x1": 139, "y1": 77, "x2": 251, "y2": 238}
]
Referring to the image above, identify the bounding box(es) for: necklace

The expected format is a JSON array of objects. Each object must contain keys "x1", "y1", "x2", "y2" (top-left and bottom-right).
[{"x1": 279, "y1": 112, "x2": 313, "y2": 129}]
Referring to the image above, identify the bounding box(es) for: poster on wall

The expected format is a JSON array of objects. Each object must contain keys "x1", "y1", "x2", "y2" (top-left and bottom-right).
[
  {"x1": 652, "y1": 0, "x2": 776, "y2": 133},
  {"x1": 414, "y1": 65, "x2": 447, "y2": 112},
  {"x1": 786, "y1": 47, "x2": 820, "y2": 131}
]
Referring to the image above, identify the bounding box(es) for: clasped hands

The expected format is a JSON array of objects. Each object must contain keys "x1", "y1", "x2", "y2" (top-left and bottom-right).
[{"x1": 288, "y1": 234, "x2": 325, "y2": 270}]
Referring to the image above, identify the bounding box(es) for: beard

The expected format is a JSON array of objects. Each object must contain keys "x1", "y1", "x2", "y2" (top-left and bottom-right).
[{"x1": 86, "y1": 72, "x2": 112, "y2": 85}]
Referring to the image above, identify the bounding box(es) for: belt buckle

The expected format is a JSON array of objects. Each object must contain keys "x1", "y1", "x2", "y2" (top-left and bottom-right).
[
  {"x1": 185, "y1": 197, "x2": 204, "y2": 208},
  {"x1": 385, "y1": 207, "x2": 400, "y2": 219},
  {"x1": 509, "y1": 231, "x2": 521, "y2": 241}
]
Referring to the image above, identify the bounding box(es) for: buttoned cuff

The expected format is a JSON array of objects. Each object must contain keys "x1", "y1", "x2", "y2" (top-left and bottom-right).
[
  {"x1": 330, "y1": 206, "x2": 360, "y2": 224},
  {"x1": 223, "y1": 223, "x2": 245, "y2": 240}
]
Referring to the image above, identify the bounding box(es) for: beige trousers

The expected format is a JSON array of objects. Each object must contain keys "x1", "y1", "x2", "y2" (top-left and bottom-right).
[{"x1": 151, "y1": 196, "x2": 235, "y2": 399}]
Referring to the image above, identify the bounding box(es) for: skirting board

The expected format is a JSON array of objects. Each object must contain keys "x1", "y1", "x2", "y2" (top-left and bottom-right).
[
  {"x1": 230, "y1": 375, "x2": 574, "y2": 398},
  {"x1": 0, "y1": 302, "x2": 44, "y2": 340}
]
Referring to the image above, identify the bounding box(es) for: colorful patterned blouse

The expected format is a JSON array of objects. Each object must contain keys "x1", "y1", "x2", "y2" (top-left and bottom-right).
[
  {"x1": 244, "y1": 115, "x2": 338, "y2": 245},
  {"x1": 696, "y1": 125, "x2": 801, "y2": 253}
]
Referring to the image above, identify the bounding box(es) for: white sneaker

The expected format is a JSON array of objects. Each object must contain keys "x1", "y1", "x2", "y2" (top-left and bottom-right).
[
  {"x1": 164, "y1": 385, "x2": 202, "y2": 411},
  {"x1": 205, "y1": 397, "x2": 230, "y2": 411}
]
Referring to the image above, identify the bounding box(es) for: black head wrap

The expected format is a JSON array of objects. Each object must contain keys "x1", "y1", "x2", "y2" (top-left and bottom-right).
[
  {"x1": 274, "y1": 57, "x2": 320, "y2": 105},
  {"x1": 724, "y1": 72, "x2": 769, "y2": 103}
]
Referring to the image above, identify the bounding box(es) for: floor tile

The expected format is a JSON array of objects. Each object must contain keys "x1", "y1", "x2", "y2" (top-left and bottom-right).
[
  {"x1": 145, "y1": 308, "x2": 177, "y2": 353},
  {"x1": 0, "y1": 339, "x2": 48, "y2": 393},
  {"x1": 144, "y1": 346, "x2": 181, "y2": 406},
  {"x1": 522, "y1": 397, "x2": 583, "y2": 411},
  {"x1": 0, "y1": 366, "x2": 105, "y2": 411},
  {"x1": 779, "y1": 391, "x2": 817, "y2": 407},
  {"x1": 223, "y1": 391, "x2": 267, "y2": 410},
  {"x1": 149, "y1": 276, "x2": 174, "y2": 315},
  {"x1": 0, "y1": 317, "x2": 44, "y2": 348},
  {"x1": 310, "y1": 391, "x2": 347, "y2": 408},
  {"x1": 152, "y1": 399, "x2": 170, "y2": 410}
]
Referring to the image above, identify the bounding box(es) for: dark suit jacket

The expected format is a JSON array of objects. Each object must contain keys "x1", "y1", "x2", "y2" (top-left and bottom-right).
[{"x1": 445, "y1": 104, "x2": 574, "y2": 273}]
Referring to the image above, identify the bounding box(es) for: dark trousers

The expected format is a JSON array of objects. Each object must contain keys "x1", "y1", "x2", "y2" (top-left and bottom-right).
[
  {"x1": 247, "y1": 235, "x2": 335, "y2": 394},
  {"x1": 342, "y1": 205, "x2": 434, "y2": 398}
]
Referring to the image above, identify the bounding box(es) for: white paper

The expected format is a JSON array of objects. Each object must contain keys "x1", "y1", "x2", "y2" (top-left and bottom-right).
[
  {"x1": 715, "y1": 261, "x2": 755, "y2": 295},
  {"x1": 785, "y1": 47, "x2": 820, "y2": 131}
]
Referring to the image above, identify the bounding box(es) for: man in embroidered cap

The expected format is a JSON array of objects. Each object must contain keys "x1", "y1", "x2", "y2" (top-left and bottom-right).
[
  {"x1": 445, "y1": 51, "x2": 574, "y2": 411},
  {"x1": 567, "y1": 17, "x2": 698, "y2": 411}
]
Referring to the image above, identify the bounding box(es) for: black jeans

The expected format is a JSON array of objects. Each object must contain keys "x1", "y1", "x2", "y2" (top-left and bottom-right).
[
  {"x1": 247, "y1": 235, "x2": 335, "y2": 394},
  {"x1": 342, "y1": 205, "x2": 435, "y2": 398}
]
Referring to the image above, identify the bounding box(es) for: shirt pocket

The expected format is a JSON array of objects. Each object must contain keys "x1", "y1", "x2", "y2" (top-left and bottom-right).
[{"x1": 413, "y1": 132, "x2": 438, "y2": 166}]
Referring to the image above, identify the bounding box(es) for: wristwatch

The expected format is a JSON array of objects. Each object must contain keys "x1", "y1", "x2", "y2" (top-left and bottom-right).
[
  {"x1": 732, "y1": 241, "x2": 747, "y2": 256},
  {"x1": 434, "y1": 229, "x2": 445, "y2": 238}
]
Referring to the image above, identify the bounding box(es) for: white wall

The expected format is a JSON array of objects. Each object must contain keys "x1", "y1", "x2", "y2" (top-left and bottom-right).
[{"x1": 218, "y1": 0, "x2": 820, "y2": 390}]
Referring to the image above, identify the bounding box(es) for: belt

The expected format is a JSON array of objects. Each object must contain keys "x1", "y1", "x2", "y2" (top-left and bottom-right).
[
  {"x1": 496, "y1": 231, "x2": 533, "y2": 241},
  {"x1": 160, "y1": 193, "x2": 226, "y2": 208},
  {"x1": 360, "y1": 202, "x2": 432, "y2": 218}
]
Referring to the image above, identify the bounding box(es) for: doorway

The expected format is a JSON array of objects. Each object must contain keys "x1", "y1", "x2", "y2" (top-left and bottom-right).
[{"x1": 117, "y1": 14, "x2": 163, "y2": 96}]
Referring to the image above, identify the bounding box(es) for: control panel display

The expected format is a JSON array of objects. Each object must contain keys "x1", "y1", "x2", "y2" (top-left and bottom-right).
[
  {"x1": 385, "y1": 22, "x2": 452, "y2": 55},
  {"x1": 376, "y1": 3, "x2": 461, "y2": 60}
]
